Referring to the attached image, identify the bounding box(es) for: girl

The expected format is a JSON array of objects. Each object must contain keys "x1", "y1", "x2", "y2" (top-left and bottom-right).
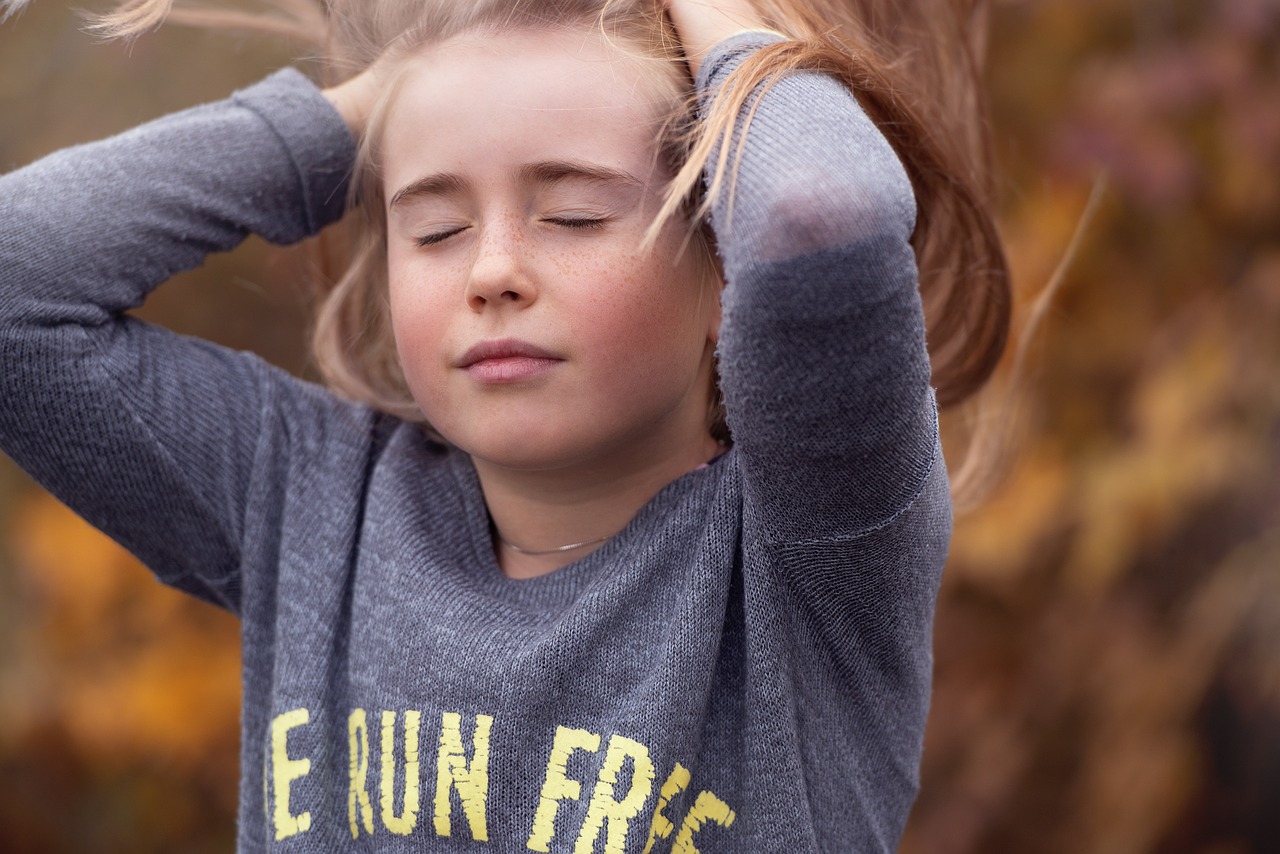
[{"x1": 0, "y1": 0, "x2": 1009, "y2": 850}]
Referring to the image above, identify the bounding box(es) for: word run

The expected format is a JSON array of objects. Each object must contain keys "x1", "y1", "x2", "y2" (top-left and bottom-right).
[{"x1": 267, "y1": 707, "x2": 736, "y2": 852}]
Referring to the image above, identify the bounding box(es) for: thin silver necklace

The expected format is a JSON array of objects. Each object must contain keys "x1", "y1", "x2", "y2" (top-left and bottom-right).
[
  {"x1": 495, "y1": 447, "x2": 729, "y2": 557},
  {"x1": 498, "y1": 534, "x2": 611, "y2": 556}
]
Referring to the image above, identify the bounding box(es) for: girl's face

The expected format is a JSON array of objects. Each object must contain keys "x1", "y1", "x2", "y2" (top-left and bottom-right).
[{"x1": 381, "y1": 27, "x2": 721, "y2": 472}]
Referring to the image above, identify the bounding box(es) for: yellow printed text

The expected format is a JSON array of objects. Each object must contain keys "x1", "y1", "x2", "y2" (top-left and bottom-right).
[
  {"x1": 526, "y1": 726, "x2": 602, "y2": 851},
  {"x1": 672, "y1": 790, "x2": 737, "y2": 854},
  {"x1": 270, "y1": 708, "x2": 312, "y2": 841},
  {"x1": 348, "y1": 709, "x2": 374, "y2": 838},
  {"x1": 380, "y1": 710, "x2": 422, "y2": 835},
  {"x1": 434, "y1": 712, "x2": 494, "y2": 841},
  {"x1": 574, "y1": 734, "x2": 656, "y2": 854},
  {"x1": 643, "y1": 763, "x2": 691, "y2": 854}
]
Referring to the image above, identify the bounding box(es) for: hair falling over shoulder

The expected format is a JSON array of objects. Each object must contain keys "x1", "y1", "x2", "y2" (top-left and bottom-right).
[
  {"x1": 667, "y1": 0, "x2": 1012, "y2": 406},
  {"x1": 12, "y1": 0, "x2": 1016, "y2": 504}
]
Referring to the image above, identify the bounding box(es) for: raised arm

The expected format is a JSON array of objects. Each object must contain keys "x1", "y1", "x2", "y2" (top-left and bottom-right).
[
  {"x1": 0, "y1": 70, "x2": 361, "y2": 609},
  {"x1": 692, "y1": 28, "x2": 942, "y2": 543},
  {"x1": 676, "y1": 18, "x2": 951, "y2": 835},
  {"x1": 664, "y1": 0, "x2": 775, "y2": 76}
]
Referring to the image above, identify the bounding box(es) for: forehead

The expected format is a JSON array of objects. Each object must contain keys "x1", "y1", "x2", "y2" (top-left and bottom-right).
[{"x1": 380, "y1": 27, "x2": 676, "y2": 190}]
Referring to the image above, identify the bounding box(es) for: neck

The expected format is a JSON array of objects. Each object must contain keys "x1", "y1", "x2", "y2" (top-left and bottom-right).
[{"x1": 475, "y1": 433, "x2": 722, "y2": 579}]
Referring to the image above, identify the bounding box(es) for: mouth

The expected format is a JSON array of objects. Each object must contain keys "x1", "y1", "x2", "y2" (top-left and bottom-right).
[{"x1": 457, "y1": 337, "x2": 563, "y2": 383}]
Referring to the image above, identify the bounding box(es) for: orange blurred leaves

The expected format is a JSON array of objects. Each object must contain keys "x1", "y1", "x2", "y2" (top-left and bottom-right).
[{"x1": 3, "y1": 490, "x2": 240, "y2": 768}]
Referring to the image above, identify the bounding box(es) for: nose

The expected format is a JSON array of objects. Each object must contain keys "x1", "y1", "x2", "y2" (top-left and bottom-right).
[{"x1": 464, "y1": 218, "x2": 537, "y2": 312}]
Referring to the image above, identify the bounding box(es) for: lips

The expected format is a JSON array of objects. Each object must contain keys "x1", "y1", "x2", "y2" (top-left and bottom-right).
[
  {"x1": 457, "y1": 337, "x2": 563, "y2": 383},
  {"x1": 456, "y1": 338, "x2": 560, "y2": 367}
]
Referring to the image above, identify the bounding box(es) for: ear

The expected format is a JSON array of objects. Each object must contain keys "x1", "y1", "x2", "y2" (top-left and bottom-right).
[
  {"x1": 701, "y1": 225, "x2": 725, "y2": 344},
  {"x1": 705, "y1": 271, "x2": 724, "y2": 344}
]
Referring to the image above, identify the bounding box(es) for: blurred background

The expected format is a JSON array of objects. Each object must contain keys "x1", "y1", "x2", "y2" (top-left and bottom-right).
[{"x1": 1, "y1": 0, "x2": 1277, "y2": 851}]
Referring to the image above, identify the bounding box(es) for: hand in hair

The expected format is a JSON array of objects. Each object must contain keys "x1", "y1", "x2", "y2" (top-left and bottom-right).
[
  {"x1": 663, "y1": 0, "x2": 774, "y2": 76},
  {"x1": 322, "y1": 63, "x2": 385, "y2": 137}
]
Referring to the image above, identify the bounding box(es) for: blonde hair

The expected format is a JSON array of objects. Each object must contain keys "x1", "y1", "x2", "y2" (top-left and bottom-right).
[
  {"x1": 315, "y1": 0, "x2": 706, "y2": 425},
  {"x1": 11, "y1": 0, "x2": 1014, "y2": 495}
]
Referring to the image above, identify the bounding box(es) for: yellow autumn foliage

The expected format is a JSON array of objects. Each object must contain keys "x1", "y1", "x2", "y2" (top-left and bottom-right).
[
  {"x1": 5, "y1": 490, "x2": 241, "y2": 764},
  {"x1": 1, "y1": 0, "x2": 1279, "y2": 851}
]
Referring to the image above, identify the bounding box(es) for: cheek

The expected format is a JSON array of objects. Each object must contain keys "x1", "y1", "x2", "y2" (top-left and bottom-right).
[
  {"x1": 579, "y1": 252, "x2": 712, "y2": 375},
  {"x1": 387, "y1": 267, "x2": 449, "y2": 394}
]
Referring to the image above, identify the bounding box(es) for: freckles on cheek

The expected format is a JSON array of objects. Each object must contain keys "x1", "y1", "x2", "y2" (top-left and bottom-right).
[
  {"x1": 613, "y1": 256, "x2": 704, "y2": 333},
  {"x1": 584, "y1": 264, "x2": 657, "y2": 335},
  {"x1": 388, "y1": 282, "x2": 443, "y2": 385},
  {"x1": 587, "y1": 259, "x2": 701, "y2": 386}
]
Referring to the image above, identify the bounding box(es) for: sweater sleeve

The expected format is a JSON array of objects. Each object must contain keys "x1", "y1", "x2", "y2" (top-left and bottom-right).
[
  {"x1": 700, "y1": 34, "x2": 945, "y2": 544},
  {"x1": 0, "y1": 69, "x2": 360, "y2": 610}
]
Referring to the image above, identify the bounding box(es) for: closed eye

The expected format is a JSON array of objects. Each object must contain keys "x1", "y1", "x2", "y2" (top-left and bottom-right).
[
  {"x1": 544, "y1": 217, "x2": 608, "y2": 230},
  {"x1": 416, "y1": 227, "x2": 468, "y2": 247}
]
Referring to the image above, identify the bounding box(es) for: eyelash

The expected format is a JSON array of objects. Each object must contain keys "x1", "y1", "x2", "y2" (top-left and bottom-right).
[
  {"x1": 415, "y1": 218, "x2": 608, "y2": 247},
  {"x1": 416, "y1": 228, "x2": 465, "y2": 247},
  {"x1": 544, "y1": 217, "x2": 608, "y2": 230}
]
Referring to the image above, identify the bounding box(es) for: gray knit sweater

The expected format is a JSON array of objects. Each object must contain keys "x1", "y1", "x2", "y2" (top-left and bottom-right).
[{"x1": 0, "y1": 34, "x2": 949, "y2": 853}]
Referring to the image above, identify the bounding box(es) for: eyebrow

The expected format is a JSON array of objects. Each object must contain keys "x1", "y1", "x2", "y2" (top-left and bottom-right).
[
  {"x1": 389, "y1": 160, "x2": 643, "y2": 208},
  {"x1": 389, "y1": 172, "x2": 467, "y2": 208},
  {"x1": 518, "y1": 160, "x2": 643, "y2": 189}
]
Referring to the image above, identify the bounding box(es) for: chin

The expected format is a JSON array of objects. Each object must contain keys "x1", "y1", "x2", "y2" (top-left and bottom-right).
[
  {"x1": 448, "y1": 422, "x2": 595, "y2": 473},
  {"x1": 477, "y1": 424, "x2": 660, "y2": 476}
]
